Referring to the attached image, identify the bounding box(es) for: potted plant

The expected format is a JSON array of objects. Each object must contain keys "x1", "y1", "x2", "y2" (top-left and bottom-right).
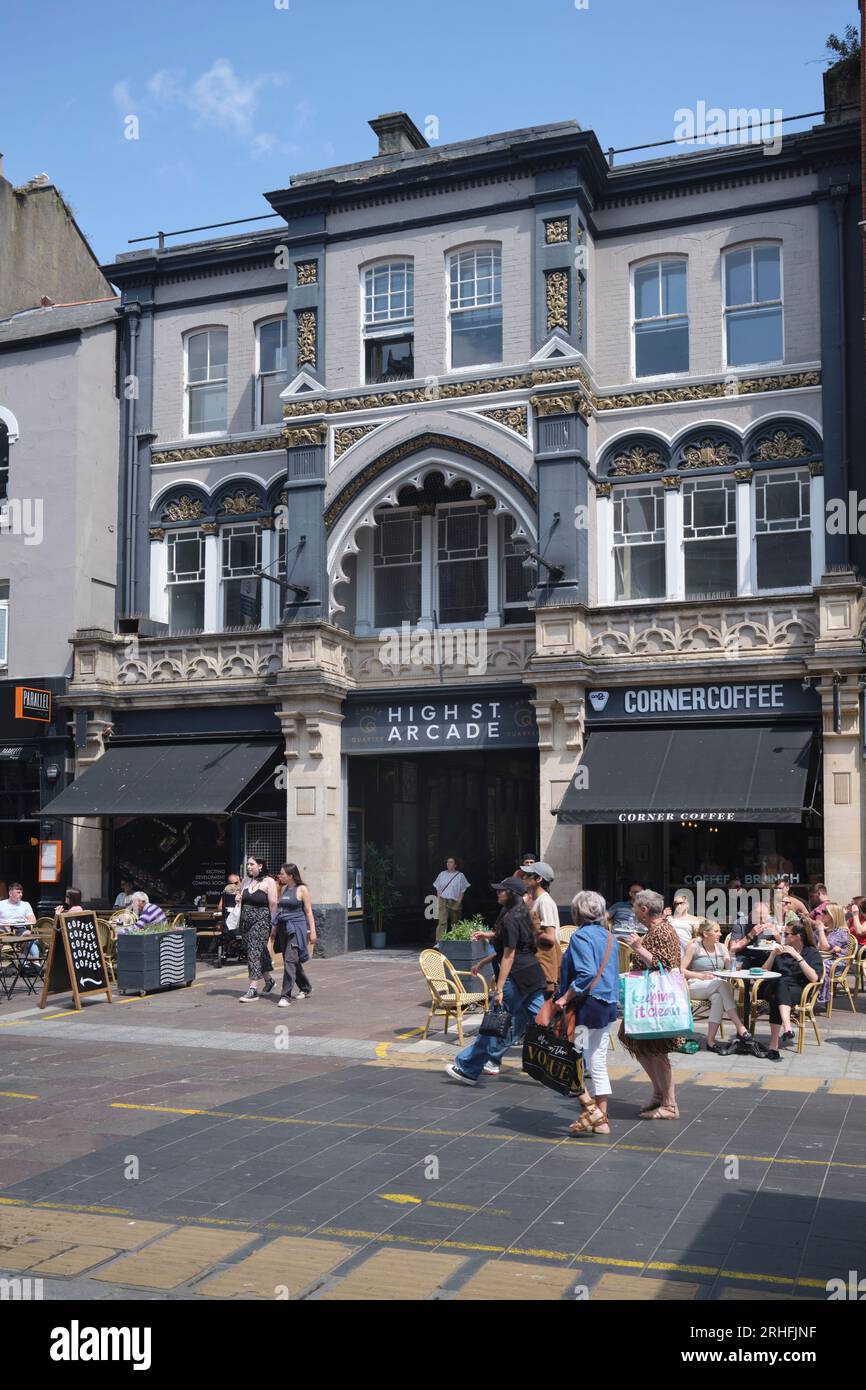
[
  {"x1": 363, "y1": 843, "x2": 400, "y2": 949},
  {"x1": 116, "y1": 920, "x2": 197, "y2": 995},
  {"x1": 439, "y1": 914, "x2": 491, "y2": 995}
]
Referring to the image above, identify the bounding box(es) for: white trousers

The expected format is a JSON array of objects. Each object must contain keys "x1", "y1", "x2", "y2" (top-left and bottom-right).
[
  {"x1": 581, "y1": 1025, "x2": 612, "y2": 1097},
  {"x1": 688, "y1": 976, "x2": 736, "y2": 1023}
]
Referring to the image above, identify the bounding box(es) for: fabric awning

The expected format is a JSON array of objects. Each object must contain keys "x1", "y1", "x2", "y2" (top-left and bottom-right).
[
  {"x1": 41, "y1": 741, "x2": 282, "y2": 816},
  {"x1": 556, "y1": 724, "x2": 815, "y2": 825}
]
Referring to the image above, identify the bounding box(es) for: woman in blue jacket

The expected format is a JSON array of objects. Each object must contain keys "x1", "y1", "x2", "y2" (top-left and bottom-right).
[{"x1": 555, "y1": 889, "x2": 619, "y2": 1136}]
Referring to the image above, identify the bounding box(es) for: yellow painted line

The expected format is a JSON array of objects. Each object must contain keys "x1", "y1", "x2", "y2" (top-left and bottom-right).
[
  {"x1": 0, "y1": 1090, "x2": 39, "y2": 1099},
  {"x1": 379, "y1": 1192, "x2": 420, "y2": 1205},
  {"x1": 374, "y1": 1041, "x2": 392, "y2": 1059},
  {"x1": 378, "y1": 1192, "x2": 508, "y2": 1216},
  {"x1": 108, "y1": 1102, "x2": 866, "y2": 1170}
]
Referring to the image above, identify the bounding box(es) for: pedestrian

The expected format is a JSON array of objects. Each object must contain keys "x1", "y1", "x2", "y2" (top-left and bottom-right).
[
  {"x1": 522, "y1": 860, "x2": 561, "y2": 995},
  {"x1": 237, "y1": 856, "x2": 278, "y2": 1002},
  {"x1": 272, "y1": 863, "x2": 316, "y2": 1006},
  {"x1": 555, "y1": 890, "x2": 619, "y2": 1135},
  {"x1": 444, "y1": 876, "x2": 546, "y2": 1085},
  {"x1": 682, "y1": 919, "x2": 754, "y2": 1054},
  {"x1": 758, "y1": 923, "x2": 822, "y2": 1057},
  {"x1": 432, "y1": 856, "x2": 469, "y2": 942},
  {"x1": 620, "y1": 888, "x2": 683, "y2": 1120}
]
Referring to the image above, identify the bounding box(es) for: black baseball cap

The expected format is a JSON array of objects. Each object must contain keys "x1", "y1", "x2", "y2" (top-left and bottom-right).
[{"x1": 491, "y1": 876, "x2": 530, "y2": 895}]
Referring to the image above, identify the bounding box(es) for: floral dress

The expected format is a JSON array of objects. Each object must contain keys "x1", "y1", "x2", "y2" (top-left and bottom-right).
[
  {"x1": 818, "y1": 925, "x2": 850, "y2": 1004},
  {"x1": 618, "y1": 918, "x2": 684, "y2": 1058}
]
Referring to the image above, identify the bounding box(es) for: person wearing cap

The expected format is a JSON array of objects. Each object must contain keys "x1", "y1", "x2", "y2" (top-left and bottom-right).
[
  {"x1": 445, "y1": 876, "x2": 546, "y2": 1085},
  {"x1": 523, "y1": 861, "x2": 562, "y2": 997}
]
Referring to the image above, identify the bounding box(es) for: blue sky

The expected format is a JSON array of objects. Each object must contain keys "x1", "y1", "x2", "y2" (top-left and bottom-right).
[{"x1": 0, "y1": 0, "x2": 857, "y2": 267}]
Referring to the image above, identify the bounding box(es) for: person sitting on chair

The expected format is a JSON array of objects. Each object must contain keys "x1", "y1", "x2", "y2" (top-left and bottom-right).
[{"x1": 758, "y1": 923, "x2": 821, "y2": 1059}]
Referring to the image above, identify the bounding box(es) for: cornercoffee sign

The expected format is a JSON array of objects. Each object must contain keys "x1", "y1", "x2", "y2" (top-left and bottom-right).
[{"x1": 585, "y1": 679, "x2": 820, "y2": 724}]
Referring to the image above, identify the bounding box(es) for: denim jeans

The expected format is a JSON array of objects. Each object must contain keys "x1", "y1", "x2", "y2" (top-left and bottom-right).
[{"x1": 455, "y1": 976, "x2": 545, "y2": 1079}]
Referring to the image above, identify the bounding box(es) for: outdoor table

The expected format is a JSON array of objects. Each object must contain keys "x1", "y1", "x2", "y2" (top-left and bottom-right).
[
  {"x1": 0, "y1": 932, "x2": 42, "y2": 1001},
  {"x1": 713, "y1": 968, "x2": 781, "y2": 1032}
]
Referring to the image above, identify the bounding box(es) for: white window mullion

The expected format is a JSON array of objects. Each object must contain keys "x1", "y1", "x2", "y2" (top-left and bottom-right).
[
  {"x1": 420, "y1": 512, "x2": 435, "y2": 627},
  {"x1": 664, "y1": 486, "x2": 682, "y2": 601},
  {"x1": 810, "y1": 471, "x2": 825, "y2": 587},
  {"x1": 355, "y1": 527, "x2": 375, "y2": 635},
  {"x1": 485, "y1": 508, "x2": 499, "y2": 626},
  {"x1": 151, "y1": 539, "x2": 168, "y2": 624},
  {"x1": 597, "y1": 492, "x2": 613, "y2": 606},
  {"x1": 204, "y1": 532, "x2": 219, "y2": 632},
  {"x1": 736, "y1": 479, "x2": 753, "y2": 597},
  {"x1": 260, "y1": 527, "x2": 276, "y2": 627}
]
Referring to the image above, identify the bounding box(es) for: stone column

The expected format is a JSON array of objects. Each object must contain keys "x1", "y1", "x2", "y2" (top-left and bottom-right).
[{"x1": 70, "y1": 706, "x2": 114, "y2": 903}]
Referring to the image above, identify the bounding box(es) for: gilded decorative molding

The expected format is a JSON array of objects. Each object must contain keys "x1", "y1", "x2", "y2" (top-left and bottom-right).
[
  {"x1": 594, "y1": 482, "x2": 612, "y2": 498},
  {"x1": 163, "y1": 495, "x2": 205, "y2": 522},
  {"x1": 333, "y1": 424, "x2": 381, "y2": 457},
  {"x1": 576, "y1": 273, "x2": 584, "y2": 341},
  {"x1": 662, "y1": 473, "x2": 682, "y2": 490},
  {"x1": 544, "y1": 218, "x2": 570, "y2": 244},
  {"x1": 610, "y1": 445, "x2": 663, "y2": 475},
  {"x1": 476, "y1": 406, "x2": 528, "y2": 437},
  {"x1": 283, "y1": 422, "x2": 328, "y2": 448},
  {"x1": 152, "y1": 435, "x2": 283, "y2": 464},
  {"x1": 201, "y1": 522, "x2": 219, "y2": 535},
  {"x1": 259, "y1": 516, "x2": 275, "y2": 530},
  {"x1": 733, "y1": 467, "x2": 754, "y2": 482},
  {"x1": 750, "y1": 430, "x2": 811, "y2": 462},
  {"x1": 575, "y1": 392, "x2": 592, "y2": 424},
  {"x1": 533, "y1": 394, "x2": 574, "y2": 417},
  {"x1": 220, "y1": 490, "x2": 262, "y2": 515},
  {"x1": 324, "y1": 432, "x2": 536, "y2": 529},
  {"x1": 680, "y1": 439, "x2": 738, "y2": 469},
  {"x1": 149, "y1": 527, "x2": 165, "y2": 541},
  {"x1": 296, "y1": 260, "x2": 318, "y2": 286},
  {"x1": 596, "y1": 371, "x2": 821, "y2": 413},
  {"x1": 296, "y1": 309, "x2": 317, "y2": 368},
  {"x1": 545, "y1": 269, "x2": 569, "y2": 333},
  {"x1": 809, "y1": 460, "x2": 824, "y2": 476}
]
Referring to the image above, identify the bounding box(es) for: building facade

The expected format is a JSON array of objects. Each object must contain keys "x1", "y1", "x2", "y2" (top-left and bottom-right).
[{"x1": 51, "y1": 109, "x2": 865, "y2": 945}]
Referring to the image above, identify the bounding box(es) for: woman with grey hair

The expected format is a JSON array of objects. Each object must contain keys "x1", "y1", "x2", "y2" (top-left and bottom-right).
[
  {"x1": 554, "y1": 889, "x2": 619, "y2": 1135},
  {"x1": 621, "y1": 888, "x2": 683, "y2": 1119}
]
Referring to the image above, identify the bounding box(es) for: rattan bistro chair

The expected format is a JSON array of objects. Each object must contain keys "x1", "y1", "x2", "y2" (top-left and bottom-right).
[
  {"x1": 419, "y1": 949, "x2": 490, "y2": 1046},
  {"x1": 855, "y1": 942, "x2": 866, "y2": 995},
  {"x1": 825, "y1": 946, "x2": 857, "y2": 1018},
  {"x1": 791, "y1": 981, "x2": 822, "y2": 1053}
]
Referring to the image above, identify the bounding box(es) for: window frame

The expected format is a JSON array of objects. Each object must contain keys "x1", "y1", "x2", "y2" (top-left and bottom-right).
[
  {"x1": 434, "y1": 500, "x2": 491, "y2": 626},
  {"x1": 751, "y1": 465, "x2": 811, "y2": 595},
  {"x1": 166, "y1": 527, "x2": 206, "y2": 633},
  {"x1": 681, "y1": 475, "x2": 738, "y2": 600},
  {"x1": 372, "y1": 504, "x2": 423, "y2": 629},
  {"x1": 446, "y1": 243, "x2": 503, "y2": 374},
  {"x1": 255, "y1": 317, "x2": 289, "y2": 428},
  {"x1": 610, "y1": 481, "x2": 667, "y2": 604},
  {"x1": 722, "y1": 241, "x2": 784, "y2": 371},
  {"x1": 220, "y1": 521, "x2": 263, "y2": 629},
  {"x1": 361, "y1": 259, "x2": 416, "y2": 386},
  {"x1": 630, "y1": 256, "x2": 689, "y2": 381},
  {"x1": 184, "y1": 326, "x2": 229, "y2": 438}
]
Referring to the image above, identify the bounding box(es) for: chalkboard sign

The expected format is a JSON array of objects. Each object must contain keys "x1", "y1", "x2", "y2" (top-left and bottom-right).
[{"x1": 40, "y1": 911, "x2": 112, "y2": 1011}]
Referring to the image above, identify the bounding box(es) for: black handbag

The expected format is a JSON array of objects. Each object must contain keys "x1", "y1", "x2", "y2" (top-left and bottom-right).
[{"x1": 479, "y1": 1003, "x2": 512, "y2": 1039}]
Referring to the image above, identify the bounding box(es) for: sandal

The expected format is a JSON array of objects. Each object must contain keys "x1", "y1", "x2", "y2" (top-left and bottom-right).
[
  {"x1": 640, "y1": 1105, "x2": 679, "y2": 1121},
  {"x1": 639, "y1": 1094, "x2": 663, "y2": 1117},
  {"x1": 568, "y1": 1098, "x2": 608, "y2": 1135}
]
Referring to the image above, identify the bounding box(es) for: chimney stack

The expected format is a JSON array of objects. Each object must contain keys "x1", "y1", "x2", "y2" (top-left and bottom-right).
[{"x1": 368, "y1": 112, "x2": 429, "y2": 157}]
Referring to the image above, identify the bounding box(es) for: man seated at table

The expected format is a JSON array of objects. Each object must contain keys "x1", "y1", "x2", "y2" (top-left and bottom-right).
[
  {"x1": 0, "y1": 883, "x2": 38, "y2": 959},
  {"x1": 758, "y1": 923, "x2": 822, "y2": 1059},
  {"x1": 607, "y1": 883, "x2": 646, "y2": 941},
  {"x1": 131, "y1": 892, "x2": 167, "y2": 928},
  {"x1": 113, "y1": 878, "x2": 136, "y2": 908},
  {"x1": 728, "y1": 902, "x2": 781, "y2": 956}
]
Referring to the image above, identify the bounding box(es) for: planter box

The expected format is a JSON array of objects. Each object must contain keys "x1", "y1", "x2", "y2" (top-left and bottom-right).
[
  {"x1": 117, "y1": 928, "x2": 197, "y2": 995},
  {"x1": 438, "y1": 939, "x2": 490, "y2": 995}
]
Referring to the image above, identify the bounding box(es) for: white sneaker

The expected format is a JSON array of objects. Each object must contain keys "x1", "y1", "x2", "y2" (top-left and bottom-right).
[
  {"x1": 445, "y1": 1063, "x2": 477, "y2": 1086},
  {"x1": 277, "y1": 996, "x2": 291, "y2": 1007},
  {"x1": 239, "y1": 987, "x2": 258, "y2": 1002},
  {"x1": 482, "y1": 1062, "x2": 500, "y2": 1076}
]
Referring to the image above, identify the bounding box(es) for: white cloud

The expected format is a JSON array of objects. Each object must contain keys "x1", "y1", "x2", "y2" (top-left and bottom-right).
[{"x1": 111, "y1": 80, "x2": 135, "y2": 111}]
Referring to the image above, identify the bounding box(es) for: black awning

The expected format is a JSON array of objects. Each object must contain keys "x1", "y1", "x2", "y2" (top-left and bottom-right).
[
  {"x1": 41, "y1": 741, "x2": 282, "y2": 817},
  {"x1": 557, "y1": 724, "x2": 815, "y2": 825}
]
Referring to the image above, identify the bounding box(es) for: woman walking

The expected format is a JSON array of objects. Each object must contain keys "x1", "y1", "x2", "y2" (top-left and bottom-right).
[
  {"x1": 238, "y1": 856, "x2": 278, "y2": 1002},
  {"x1": 621, "y1": 889, "x2": 682, "y2": 1120},
  {"x1": 272, "y1": 863, "x2": 317, "y2": 1006},
  {"x1": 554, "y1": 890, "x2": 618, "y2": 1136},
  {"x1": 682, "y1": 919, "x2": 753, "y2": 1054}
]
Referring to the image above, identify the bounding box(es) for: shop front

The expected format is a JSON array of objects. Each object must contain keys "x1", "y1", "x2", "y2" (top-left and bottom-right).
[
  {"x1": 342, "y1": 686, "x2": 539, "y2": 945},
  {"x1": 0, "y1": 677, "x2": 71, "y2": 910},
  {"x1": 557, "y1": 678, "x2": 824, "y2": 905}
]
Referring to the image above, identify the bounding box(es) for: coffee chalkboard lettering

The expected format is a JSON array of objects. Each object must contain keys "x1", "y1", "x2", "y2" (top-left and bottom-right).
[{"x1": 40, "y1": 911, "x2": 112, "y2": 1010}]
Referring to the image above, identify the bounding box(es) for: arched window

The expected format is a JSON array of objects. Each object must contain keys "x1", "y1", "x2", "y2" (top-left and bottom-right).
[
  {"x1": 448, "y1": 245, "x2": 502, "y2": 369},
  {"x1": 631, "y1": 258, "x2": 688, "y2": 378},
  {"x1": 185, "y1": 328, "x2": 228, "y2": 435}
]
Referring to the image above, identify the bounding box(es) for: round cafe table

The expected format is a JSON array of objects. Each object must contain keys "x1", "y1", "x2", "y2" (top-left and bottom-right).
[{"x1": 712, "y1": 968, "x2": 781, "y2": 1033}]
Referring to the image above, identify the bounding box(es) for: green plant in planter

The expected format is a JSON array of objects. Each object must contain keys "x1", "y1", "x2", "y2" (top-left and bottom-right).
[
  {"x1": 363, "y1": 842, "x2": 401, "y2": 938},
  {"x1": 123, "y1": 921, "x2": 181, "y2": 935},
  {"x1": 441, "y1": 914, "x2": 487, "y2": 942}
]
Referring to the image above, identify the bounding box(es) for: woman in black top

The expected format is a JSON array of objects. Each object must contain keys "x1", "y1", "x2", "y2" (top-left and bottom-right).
[
  {"x1": 270, "y1": 863, "x2": 317, "y2": 1005},
  {"x1": 238, "y1": 857, "x2": 278, "y2": 1001},
  {"x1": 758, "y1": 922, "x2": 821, "y2": 1058}
]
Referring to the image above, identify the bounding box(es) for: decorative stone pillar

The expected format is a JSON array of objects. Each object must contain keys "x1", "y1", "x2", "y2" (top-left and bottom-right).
[
  {"x1": 70, "y1": 705, "x2": 115, "y2": 903},
  {"x1": 529, "y1": 656, "x2": 590, "y2": 914}
]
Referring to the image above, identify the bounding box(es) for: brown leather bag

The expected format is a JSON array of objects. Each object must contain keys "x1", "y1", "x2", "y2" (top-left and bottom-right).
[{"x1": 537, "y1": 929, "x2": 614, "y2": 1042}]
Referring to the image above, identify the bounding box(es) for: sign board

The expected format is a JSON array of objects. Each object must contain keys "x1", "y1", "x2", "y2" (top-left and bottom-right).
[
  {"x1": 39, "y1": 911, "x2": 112, "y2": 1010},
  {"x1": 585, "y1": 679, "x2": 821, "y2": 725},
  {"x1": 38, "y1": 839, "x2": 62, "y2": 883},
  {"x1": 342, "y1": 691, "x2": 538, "y2": 754},
  {"x1": 15, "y1": 686, "x2": 51, "y2": 723}
]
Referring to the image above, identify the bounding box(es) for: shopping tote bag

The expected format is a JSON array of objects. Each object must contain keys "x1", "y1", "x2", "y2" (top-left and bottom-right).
[
  {"x1": 622, "y1": 964, "x2": 693, "y2": 1039},
  {"x1": 522, "y1": 1002, "x2": 584, "y2": 1097}
]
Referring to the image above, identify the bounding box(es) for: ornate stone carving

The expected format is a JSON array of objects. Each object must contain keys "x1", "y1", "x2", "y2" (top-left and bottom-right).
[
  {"x1": 152, "y1": 435, "x2": 282, "y2": 463},
  {"x1": 594, "y1": 481, "x2": 612, "y2": 498},
  {"x1": 296, "y1": 309, "x2": 317, "y2": 368},
  {"x1": 546, "y1": 269, "x2": 569, "y2": 332},
  {"x1": 576, "y1": 272, "x2": 584, "y2": 341},
  {"x1": 680, "y1": 439, "x2": 738, "y2": 469},
  {"x1": 345, "y1": 630, "x2": 536, "y2": 685},
  {"x1": 163, "y1": 495, "x2": 205, "y2": 522},
  {"x1": 662, "y1": 473, "x2": 681, "y2": 490},
  {"x1": 809, "y1": 460, "x2": 824, "y2": 476},
  {"x1": 201, "y1": 522, "x2": 218, "y2": 535},
  {"x1": 284, "y1": 422, "x2": 328, "y2": 448},
  {"x1": 476, "y1": 406, "x2": 528, "y2": 437},
  {"x1": 149, "y1": 527, "x2": 165, "y2": 540},
  {"x1": 333, "y1": 424, "x2": 381, "y2": 457},
  {"x1": 750, "y1": 430, "x2": 811, "y2": 462},
  {"x1": 587, "y1": 599, "x2": 818, "y2": 659},
  {"x1": 610, "y1": 445, "x2": 663, "y2": 475},
  {"x1": 733, "y1": 467, "x2": 753, "y2": 482},
  {"x1": 296, "y1": 260, "x2": 318, "y2": 285},
  {"x1": 220, "y1": 490, "x2": 262, "y2": 515},
  {"x1": 259, "y1": 516, "x2": 275, "y2": 530},
  {"x1": 544, "y1": 218, "x2": 569, "y2": 244},
  {"x1": 596, "y1": 371, "x2": 821, "y2": 412},
  {"x1": 533, "y1": 394, "x2": 574, "y2": 417},
  {"x1": 116, "y1": 634, "x2": 283, "y2": 687}
]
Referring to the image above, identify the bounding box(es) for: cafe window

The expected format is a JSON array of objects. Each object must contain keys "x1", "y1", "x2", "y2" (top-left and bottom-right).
[
  {"x1": 374, "y1": 508, "x2": 422, "y2": 627},
  {"x1": 221, "y1": 523, "x2": 262, "y2": 628},
  {"x1": 364, "y1": 260, "x2": 415, "y2": 384},
  {"x1": 257, "y1": 318, "x2": 288, "y2": 426},
  {"x1": 724, "y1": 244, "x2": 783, "y2": 367},
  {"x1": 682, "y1": 476, "x2": 737, "y2": 599},
  {"x1": 612, "y1": 484, "x2": 666, "y2": 601},
  {"x1": 754, "y1": 467, "x2": 811, "y2": 590},
  {"x1": 437, "y1": 503, "x2": 488, "y2": 624},
  {"x1": 167, "y1": 529, "x2": 205, "y2": 633},
  {"x1": 185, "y1": 327, "x2": 228, "y2": 435},
  {"x1": 632, "y1": 259, "x2": 688, "y2": 378},
  {"x1": 448, "y1": 245, "x2": 502, "y2": 369},
  {"x1": 0, "y1": 580, "x2": 8, "y2": 666}
]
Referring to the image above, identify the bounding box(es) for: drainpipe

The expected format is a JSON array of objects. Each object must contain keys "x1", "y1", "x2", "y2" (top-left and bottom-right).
[
  {"x1": 833, "y1": 191, "x2": 849, "y2": 514},
  {"x1": 123, "y1": 303, "x2": 140, "y2": 614}
]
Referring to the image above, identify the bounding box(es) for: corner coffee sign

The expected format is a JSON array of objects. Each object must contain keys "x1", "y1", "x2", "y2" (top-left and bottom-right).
[
  {"x1": 342, "y1": 691, "x2": 538, "y2": 754},
  {"x1": 586, "y1": 680, "x2": 820, "y2": 724}
]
